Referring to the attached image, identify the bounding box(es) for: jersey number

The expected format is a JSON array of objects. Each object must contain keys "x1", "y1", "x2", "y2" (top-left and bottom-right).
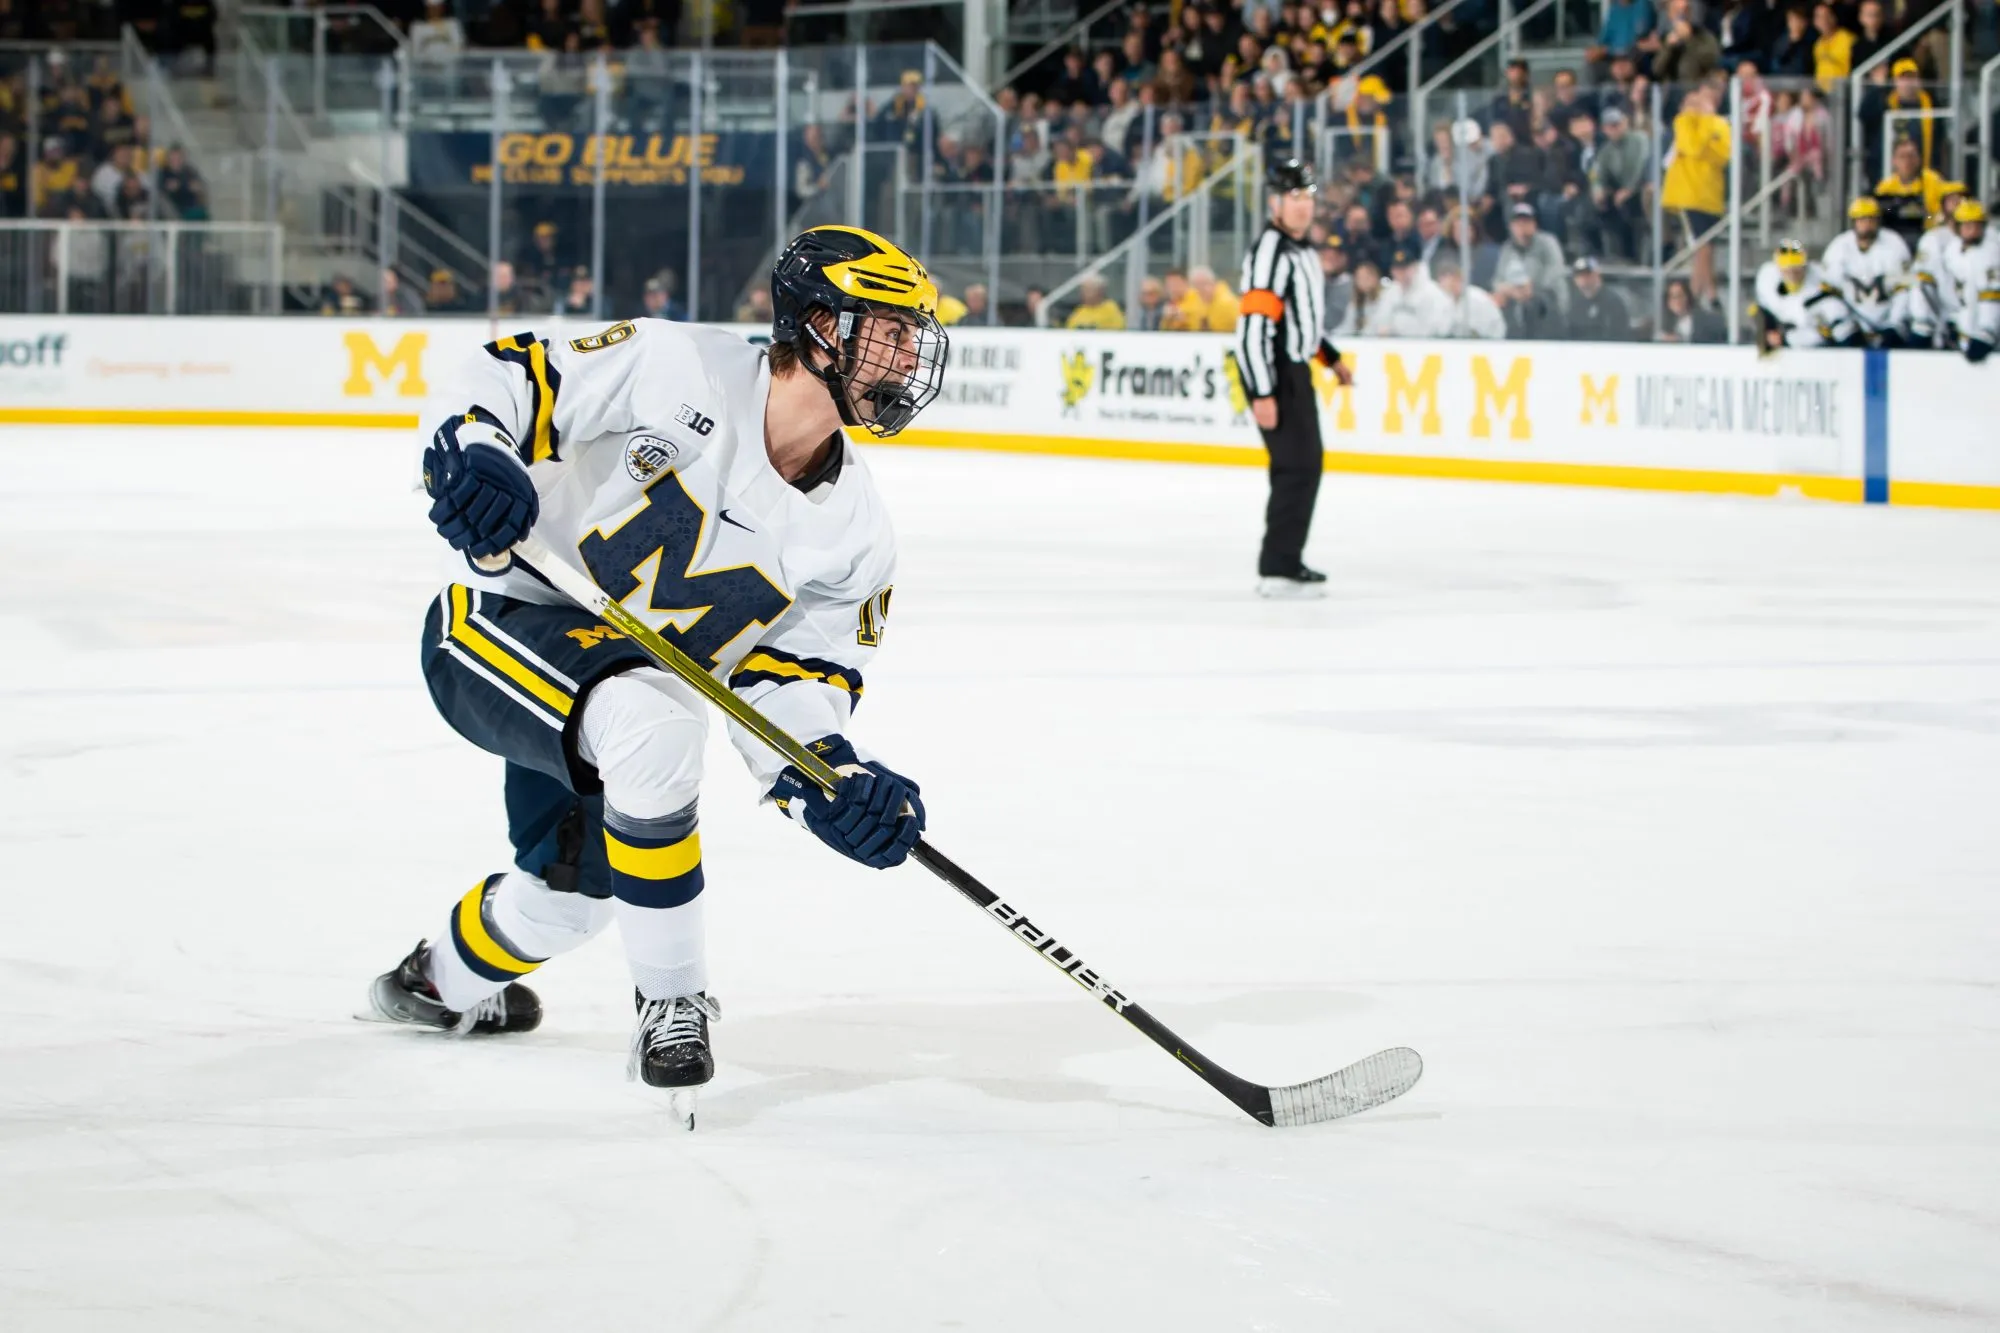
[
  {"x1": 856, "y1": 585, "x2": 893, "y2": 646},
  {"x1": 579, "y1": 472, "x2": 793, "y2": 666}
]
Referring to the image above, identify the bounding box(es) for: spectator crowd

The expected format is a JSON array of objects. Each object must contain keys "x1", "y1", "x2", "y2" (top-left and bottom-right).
[
  {"x1": 0, "y1": 51, "x2": 210, "y2": 227},
  {"x1": 4, "y1": 0, "x2": 1983, "y2": 336},
  {"x1": 1002, "y1": 0, "x2": 1980, "y2": 343}
]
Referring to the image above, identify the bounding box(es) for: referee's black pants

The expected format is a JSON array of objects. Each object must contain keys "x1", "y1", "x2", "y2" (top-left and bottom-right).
[{"x1": 1256, "y1": 359, "x2": 1324, "y2": 577}]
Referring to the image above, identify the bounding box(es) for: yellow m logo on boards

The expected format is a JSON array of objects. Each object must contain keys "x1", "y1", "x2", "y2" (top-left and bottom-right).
[
  {"x1": 1579, "y1": 373, "x2": 1619, "y2": 425},
  {"x1": 1310, "y1": 356, "x2": 1356, "y2": 430},
  {"x1": 342, "y1": 331, "x2": 429, "y2": 398},
  {"x1": 1470, "y1": 356, "x2": 1532, "y2": 441},
  {"x1": 1382, "y1": 353, "x2": 1442, "y2": 436}
]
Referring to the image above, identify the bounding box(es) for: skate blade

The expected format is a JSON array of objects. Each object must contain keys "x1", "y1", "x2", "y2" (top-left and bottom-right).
[
  {"x1": 1256, "y1": 578, "x2": 1328, "y2": 600},
  {"x1": 668, "y1": 1088, "x2": 699, "y2": 1131},
  {"x1": 354, "y1": 985, "x2": 394, "y2": 1024}
]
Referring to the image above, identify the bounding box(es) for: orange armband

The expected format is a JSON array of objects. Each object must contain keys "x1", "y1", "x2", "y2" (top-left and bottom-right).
[{"x1": 1240, "y1": 288, "x2": 1284, "y2": 319}]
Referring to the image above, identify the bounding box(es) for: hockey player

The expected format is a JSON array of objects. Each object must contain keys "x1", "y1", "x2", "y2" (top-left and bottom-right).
[
  {"x1": 1908, "y1": 180, "x2": 1969, "y2": 346},
  {"x1": 1913, "y1": 179, "x2": 1969, "y2": 277},
  {"x1": 1752, "y1": 237, "x2": 1855, "y2": 352},
  {"x1": 1929, "y1": 201, "x2": 2000, "y2": 362},
  {"x1": 364, "y1": 226, "x2": 946, "y2": 1119},
  {"x1": 1820, "y1": 197, "x2": 1911, "y2": 347}
]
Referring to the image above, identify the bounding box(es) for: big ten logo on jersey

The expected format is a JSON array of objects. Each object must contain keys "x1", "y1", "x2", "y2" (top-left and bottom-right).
[
  {"x1": 579, "y1": 471, "x2": 793, "y2": 666},
  {"x1": 675, "y1": 403, "x2": 716, "y2": 436},
  {"x1": 856, "y1": 586, "x2": 893, "y2": 646},
  {"x1": 568, "y1": 320, "x2": 635, "y2": 353},
  {"x1": 625, "y1": 435, "x2": 681, "y2": 482},
  {"x1": 342, "y1": 331, "x2": 428, "y2": 398}
]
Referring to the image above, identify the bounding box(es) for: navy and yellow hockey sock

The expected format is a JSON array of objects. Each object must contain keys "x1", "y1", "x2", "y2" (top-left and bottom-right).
[
  {"x1": 603, "y1": 801, "x2": 709, "y2": 1000},
  {"x1": 431, "y1": 873, "x2": 548, "y2": 1010}
]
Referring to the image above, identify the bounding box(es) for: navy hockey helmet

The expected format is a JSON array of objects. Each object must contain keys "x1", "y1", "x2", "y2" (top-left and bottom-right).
[
  {"x1": 1266, "y1": 156, "x2": 1318, "y2": 196},
  {"x1": 771, "y1": 225, "x2": 947, "y2": 438}
]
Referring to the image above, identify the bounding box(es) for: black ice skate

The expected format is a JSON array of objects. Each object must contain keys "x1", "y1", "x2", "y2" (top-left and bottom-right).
[
  {"x1": 628, "y1": 990, "x2": 721, "y2": 1130},
  {"x1": 363, "y1": 941, "x2": 543, "y2": 1035},
  {"x1": 1257, "y1": 564, "x2": 1329, "y2": 600}
]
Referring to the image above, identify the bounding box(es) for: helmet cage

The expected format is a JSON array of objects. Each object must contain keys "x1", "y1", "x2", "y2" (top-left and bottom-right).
[{"x1": 798, "y1": 297, "x2": 947, "y2": 438}]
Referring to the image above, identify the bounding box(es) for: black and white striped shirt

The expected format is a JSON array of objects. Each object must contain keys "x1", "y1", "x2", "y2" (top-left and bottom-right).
[{"x1": 1235, "y1": 224, "x2": 1330, "y2": 398}]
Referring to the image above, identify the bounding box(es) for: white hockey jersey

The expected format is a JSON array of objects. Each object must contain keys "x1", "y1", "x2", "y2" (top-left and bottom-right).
[
  {"x1": 1913, "y1": 221, "x2": 1957, "y2": 283},
  {"x1": 1910, "y1": 226, "x2": 1957, "y2": 338},
  {"x1": 1819, "y1": 228, "x2": 1910, "y2": 334},
  {"x1": 1930, "y1": 230, "x2": 2000, "y2": 345},
  {"x1": 1753, "y1": 260, "x2": 1853, "y2": 347},
  {"x1": 424, "y1": 317, "x2": 897, "y2": 788}
]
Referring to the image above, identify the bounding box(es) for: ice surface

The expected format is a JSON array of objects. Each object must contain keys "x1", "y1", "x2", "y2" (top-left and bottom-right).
[{"x1": 1, "y1": 429, "x2": 1997, "y2": 1331}]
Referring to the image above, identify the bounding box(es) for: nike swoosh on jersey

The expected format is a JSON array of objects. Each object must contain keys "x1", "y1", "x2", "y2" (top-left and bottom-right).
[{"x1": 718, "y1": 509, "x2": 754, "y2": 533}]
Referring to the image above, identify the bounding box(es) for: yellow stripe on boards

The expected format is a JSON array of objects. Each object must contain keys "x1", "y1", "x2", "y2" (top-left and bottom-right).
[
  {"x1": 605, "y1": 830, "x2": 703, "y2": 880},
  {"x1": 447, "y1": 585, "x2": 573, "y2": 718},
  {"x1": 1322, "y1": 451, "x2": 1865, "y2": 504},
  {"x1": 7, "y1": 411, "x2": 1990, "y2": 509},
  {"x1": 1890, "y1": 480, "x2": 2000, "y2": 509},
  {"x1": 873, "y1": 428, "x2": 1262, "y2": 468},
  {"x1": 456, "y1": 883, "x2": 537, "y2": 975},
  {"x1": 736, "y1": 652, "x2": 859, "y2": 696},
  {"x1": 0, "y1": 408, "x2": 419, "y2": 428},
  {"x1": 874, "y1": 429, "x2": 1871, "y2": 505}
]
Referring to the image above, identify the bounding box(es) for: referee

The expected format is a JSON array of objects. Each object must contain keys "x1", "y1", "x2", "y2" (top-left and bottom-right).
[{"x1": 1236, "y1": 157, "x2": 1352, "y2": 598}]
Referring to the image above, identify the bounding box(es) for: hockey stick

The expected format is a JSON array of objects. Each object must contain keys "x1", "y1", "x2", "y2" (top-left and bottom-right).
[{"x1": 489, "y1": 533, "x2": 1422, "y2": 1127}]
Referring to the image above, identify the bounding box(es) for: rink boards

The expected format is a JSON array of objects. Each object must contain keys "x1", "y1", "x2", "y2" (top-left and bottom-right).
[{"x1": 0, "y1": 315, "x2": 1993, "y2": 509}]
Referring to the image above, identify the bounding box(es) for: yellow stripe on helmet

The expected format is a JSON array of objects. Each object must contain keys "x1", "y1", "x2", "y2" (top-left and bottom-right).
[{"x1": 804, "y1": 225, "x2": 940, "y2": 317}]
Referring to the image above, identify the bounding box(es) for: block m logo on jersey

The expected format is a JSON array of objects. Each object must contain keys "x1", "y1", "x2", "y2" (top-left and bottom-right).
[
  {"x1": 578, "y1": 471, "x2": 794, "y2": 665},
  {"x1": 342, "y1": 331, "x2": 430, "y2": 398}
]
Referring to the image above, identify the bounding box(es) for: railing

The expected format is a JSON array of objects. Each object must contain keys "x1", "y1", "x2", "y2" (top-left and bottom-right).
[
  {"x1": 1981, "y1": 53, "x2": 2000, "y2": 204},
  {"x1": 239, "y1": 4, "x2": 409, "y2": 122},
  {"x1": 1410, "y1": 0, "x2": 1561, "y2": 187},
  {"x1": 1035, "y1": 136, "x2": 1260, "y2": 325},
  {"x1": 122, "y1": 27, "x2": 201, "y2": 164},
  {"x1": 336, "y1": 165, "x2": 493, "y2": 301},
  {"x1": 404, "y1": 42, "x2": 1006, "y2": 320},
  {"x1": 235, "y1": 28, "x2": 316, "y2": 158},
  {"x1": 993, "y1": 0, "x2": 1127, "y2": 93},
  {"x1": 0, "y1": 221, "x2": 284, "y2": 315},
  {"x1": 1845, "y1": 0, "x2": 1963, "y2": 200},
  {"x1": 1314, "y1": 0, "x2": 1474, "y2": 179}
]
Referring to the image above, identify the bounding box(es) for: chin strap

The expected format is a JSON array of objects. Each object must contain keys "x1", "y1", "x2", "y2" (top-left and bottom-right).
[{"x1": 800, "y1": 310, "x2": 863, "y2": 430}]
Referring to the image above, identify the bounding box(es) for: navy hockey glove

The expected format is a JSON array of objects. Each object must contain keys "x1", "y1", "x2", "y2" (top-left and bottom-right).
[
  {"x1": 770, "y1": 735, "x2": 926, "y2": 869},
  {"x1": 423, "y1": 425, "x2": 538, "y2": 559}
]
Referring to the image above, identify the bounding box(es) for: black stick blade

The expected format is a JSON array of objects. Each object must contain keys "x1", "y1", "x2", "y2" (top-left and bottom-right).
[{"x1": 1262, "y1": 1047, "x2": 1424, "y2": 1127}]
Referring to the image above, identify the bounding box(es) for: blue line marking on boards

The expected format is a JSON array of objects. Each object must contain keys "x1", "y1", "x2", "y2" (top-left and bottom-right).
[{"x1": 1863, "y1": 348, "x2": 1889, "y2": 504}]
